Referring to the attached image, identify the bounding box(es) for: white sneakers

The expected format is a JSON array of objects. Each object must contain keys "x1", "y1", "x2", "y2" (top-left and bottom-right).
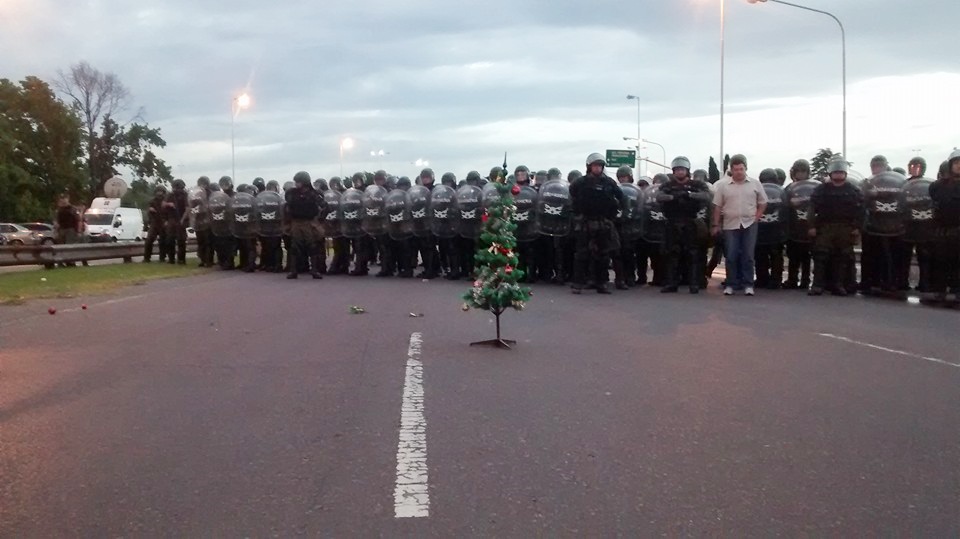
[{"x1": 723, "y1": 286, "x2": 755, "y2": 296}]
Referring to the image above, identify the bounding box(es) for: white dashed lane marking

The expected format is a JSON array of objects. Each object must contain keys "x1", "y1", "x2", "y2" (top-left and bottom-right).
[{"x1": 394, "y1": 332, "x2": 430, "y2": 518}]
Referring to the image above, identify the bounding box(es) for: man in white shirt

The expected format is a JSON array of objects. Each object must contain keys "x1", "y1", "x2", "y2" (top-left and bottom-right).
[{"x1": 711, "y1": 154, "x2": 767, "y2": 295}]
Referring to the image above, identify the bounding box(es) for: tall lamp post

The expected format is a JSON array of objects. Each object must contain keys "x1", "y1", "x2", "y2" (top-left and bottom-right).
[
  {"x1": 339, "y1": 137, "x2": 354, "y2": 177},
  {"x1": 231, "y1": 93, "x2": 251, "y2": 181},
  {"x1": 747, "y1": 0, "x2": 846, "y2": 158},
  {"x1": 626, "y1": 95, "x2": 641, "y2": 170},
  {"x1": 719, "y1": 0, "x2": 726, "y2": 172},
  {"x1": 642, "y1": 139, "x2": 666, "y2": 170}
]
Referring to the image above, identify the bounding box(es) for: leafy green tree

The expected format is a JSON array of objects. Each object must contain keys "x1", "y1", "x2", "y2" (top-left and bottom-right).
[
  {"x1": 810, "y1": 148, "x2": 839, "y2": 181},
  {"x1": 56, "y1": 62, "x2": 171, "y2": 200},
  {"x1": 708, "y1": 156, "x2": 720, "y2": 184},
  {"x1": 0, "y1": 76, "x2": 85, "y2": 221}
]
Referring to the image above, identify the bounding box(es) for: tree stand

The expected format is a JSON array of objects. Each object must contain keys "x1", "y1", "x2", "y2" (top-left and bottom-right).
[{"x1": 469, "y1": 308, "x2": 516, "y2": 349}]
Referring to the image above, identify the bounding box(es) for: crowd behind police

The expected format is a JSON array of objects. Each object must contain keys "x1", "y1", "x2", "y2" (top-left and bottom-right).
[{"x1": 168, "y1": 148, "x2": 960, "y2": 305}]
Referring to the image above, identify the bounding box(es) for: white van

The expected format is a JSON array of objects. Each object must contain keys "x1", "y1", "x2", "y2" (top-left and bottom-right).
[{"x1": 83, "y1": 197, "x2": 144, "y2": 242}]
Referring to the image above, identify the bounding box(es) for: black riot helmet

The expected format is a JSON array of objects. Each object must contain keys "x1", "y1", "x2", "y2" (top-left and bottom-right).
[
  {"x1": 790, "y1": 159, "x2": 811, "y2": 180},
  {"x1": 652, "y1": 173, "x2": 669, "y2": 186},
  {"x1": 548, "y1": 167, "x2": 563, "y2": 181},
  {"x1": 171, "y1": 179, "x2": 186, "y2": 192},
  {"x1": 266, "y1": 180, "x2": 280, "y2": 193},
  {"x1": 236, "y1": 184, "x2": 254, "y2": 194},
  {"x1": 465, "y1": 170, "x2": 482, "y2": 186},
  {"x1": 314, "y1": 178, "x2": 328, "y2": 192},
  {"x1": 396, "y1": 176, "x2": 412, "y2": 190},
  {"x1": 352, "y1": 172, "x2": 366, "y2": 188},
  {"x1": 488, "y1": 166, "x2": 504, "y2": 182},
  {"x1": 937, "y1": 160, "x2": 950, "y2": 180},
  {"x1": 567, "y1": 170, "x2": 583, "y2": 182},
  {"x1": 386, "y1": 175, "x2": 398, "y2": 190},
  {"x1": 759, "y1": 168, "x2": 779, "y2": 184},
  {"x1": 218, "y1": 175, "x2": 234, "y2": 191},
  {"x1": 870, "y1": 154, "x2": 890, "y2": 173},
  {"x1": 374, "y1": 169, "x2": 387, "y2": 186},
  {"x1": 615, "y1": 165, "x2": 633, "y2": 182},
  {"x1": 419, "y1": 168, "x2": 435, "y2": 185},
  {"x1": 293, "y1": 171, "x2": 312, "y2": 188},
  {"x1": 692, "y1": 169, "x2": 708, "y2": 183},
  {"x1": 252, "y1": 177, "x2": 266, "y2": 193},
  {"x1": 514, "y1": 165, "x2": 530, "y2": 184},
  {"x1": 775, "y1": 168, "x2": 786, "y2": 185},
  {"x1": 328, "y1": 176, "x2": 343, "y2": 192},
  {"x1": 892, "y1": 167, "x2": 907, "y2": 176},
  {"x1": 907, "y1": 156, "x2": 926, "y2": 177},
  {"x1": 197, "y1": 175, "x2": 211, "y2": 188},
  {"x1": 441, "y1": 172, "x2": 456, "y2": 187},
  {"x1": 208, "y1": 183, "x2": 221, "y2": 192},
  {"x1": 282, "y1": 181, "x2": 294, "y2": 192},
  {"x1": 534, "y1": 170, "x2": 548, "y2": 185}
]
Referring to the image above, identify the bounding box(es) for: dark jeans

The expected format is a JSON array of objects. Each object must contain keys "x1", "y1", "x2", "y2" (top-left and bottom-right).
[{"x1": 722, "y1": 223, "x2": 758, "y2": 289}]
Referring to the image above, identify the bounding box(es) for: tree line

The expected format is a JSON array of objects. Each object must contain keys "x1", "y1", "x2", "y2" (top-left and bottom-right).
[{"x1": 0, "y1": 61, "x2": 172, "y2": 222}]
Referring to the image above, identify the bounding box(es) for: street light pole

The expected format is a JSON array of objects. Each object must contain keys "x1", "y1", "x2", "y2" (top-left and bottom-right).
[
  {"x1": 626, "y1": 95, "x2": 641, "y2": 173},
  {"x1": 748, "y1": 0, "x2": 846, "y2": 157},
  {"x1": 231, "y1": 93, "x2": 250, "y2": 181},
  {"x1": 720, "y1": 0, "x2": 726, "y2": 172},
  {"x1": 642, "y1": 139, "x2": 666, "y2": 170}
]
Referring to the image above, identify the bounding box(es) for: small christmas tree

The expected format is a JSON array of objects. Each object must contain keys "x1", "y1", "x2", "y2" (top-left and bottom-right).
[{"x1": 461, "y1": 162, "x2": 532, "y2": 349}]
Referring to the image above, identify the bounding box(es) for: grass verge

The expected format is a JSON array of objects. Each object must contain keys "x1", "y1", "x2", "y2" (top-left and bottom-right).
[{"x1": 0, "y1": 263, "x2": 209, "y2": 305}]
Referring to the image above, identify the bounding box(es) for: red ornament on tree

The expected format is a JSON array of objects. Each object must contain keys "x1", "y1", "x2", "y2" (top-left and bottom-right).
[
  {"x1": 511, "y1": 185, "x2": 520, "y2": 195},
  {"x1": 504, "y1": 265, "x2": 513, "y2": 274},
  {"x1": 481, "y1": 212, "x2": 489, "y2": 223}
]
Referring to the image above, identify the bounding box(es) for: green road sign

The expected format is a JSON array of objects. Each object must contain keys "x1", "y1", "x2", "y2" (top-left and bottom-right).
[{"x1": 606, "y1": 149, "x2": 636, "y2": 168}]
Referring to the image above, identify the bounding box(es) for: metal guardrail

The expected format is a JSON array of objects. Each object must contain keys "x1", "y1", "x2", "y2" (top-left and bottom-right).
[{"x1": 0, "y1": 241, "x2": 197, "y2": 267}]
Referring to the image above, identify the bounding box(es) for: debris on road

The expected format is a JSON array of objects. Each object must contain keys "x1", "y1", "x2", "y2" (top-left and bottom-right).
[{"x1": 349, "y1": 305, "x2": 366, "y2": 314}]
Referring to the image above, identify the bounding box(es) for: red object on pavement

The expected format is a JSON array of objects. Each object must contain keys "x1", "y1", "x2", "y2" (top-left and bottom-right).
[{"x1": 48, "y1": 307, "x2": 56, "y2": 315}]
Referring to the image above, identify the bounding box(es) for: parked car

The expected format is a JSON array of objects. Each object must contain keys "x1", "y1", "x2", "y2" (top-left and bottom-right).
[
  {"x1": 0, "y1": 233, "x2": 6, "y2": 245},
  {"x1": 19, "y1": 222, "x2": 56, "y2": 245},
  {"x1": 0, "y1": 223, "x2": 41, "y2": 245}
]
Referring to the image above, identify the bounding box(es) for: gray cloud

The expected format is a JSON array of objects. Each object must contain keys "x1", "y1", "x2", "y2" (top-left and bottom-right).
[{"x1": 2, "y1": 0, "x2": 957, "y2": 181}]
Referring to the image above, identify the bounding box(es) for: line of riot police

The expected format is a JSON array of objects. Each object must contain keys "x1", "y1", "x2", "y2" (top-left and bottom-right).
[{"x1": 178, "y1": 148, "x2": 960, "y2": 306}]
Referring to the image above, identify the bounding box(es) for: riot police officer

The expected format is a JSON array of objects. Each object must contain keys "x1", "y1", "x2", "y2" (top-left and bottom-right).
[
  {"x1": 898, "y1": 157, "x2": 929, "y2": 291},
  {"x1": 657, "y1": 157, "x2": 712, "y2": 293},
  {"x1": 286, "y1": 171, "x2": 322, "y2": 279},
  {"x1": 613, "y1": 165, "x2": 637, "y2": 289},
  {"x1": 754, "y1": 168, "x2": 786, "y2": 288},
  {"x1": 808, "y1": 157, "x2": 865, "y2": 296},
  {"x1": 162, "y1": 179, "x2": 189, "y2": 265},
  {"x1": 194, "y1": 176, "x2": 215, "y2": 267},
  {"x1": 783, "y1": 160, "x2": 815, "y2": 289},
  {"x1": 215, "y1": 176, "x2": 238, "y2": 269},
  {"x1": 327, "y1": 176, "x2": 352, "y2": 274},
  {"x1": 414, "y1": 168, "x2": 439, "y2": 278},
  {"x1": 569, "y1": 153, "x2": 623, "y2": 294},
  {"x1": 928, "y1": 150, "x2": 960, "y2": 303},
  {"x1": 144, "y1": 185, "x2": 168, "y2": 263}
]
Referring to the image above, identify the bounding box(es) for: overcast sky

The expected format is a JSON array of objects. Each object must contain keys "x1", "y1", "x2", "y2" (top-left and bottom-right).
[{"x1": 3, "y1": 0, "x2": 959, "y2": 183}]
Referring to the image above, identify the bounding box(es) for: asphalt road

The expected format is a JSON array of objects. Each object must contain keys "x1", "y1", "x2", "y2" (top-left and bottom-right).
[{"x1": 1, "y1": 269, "x2": 958, "y2": 536}]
